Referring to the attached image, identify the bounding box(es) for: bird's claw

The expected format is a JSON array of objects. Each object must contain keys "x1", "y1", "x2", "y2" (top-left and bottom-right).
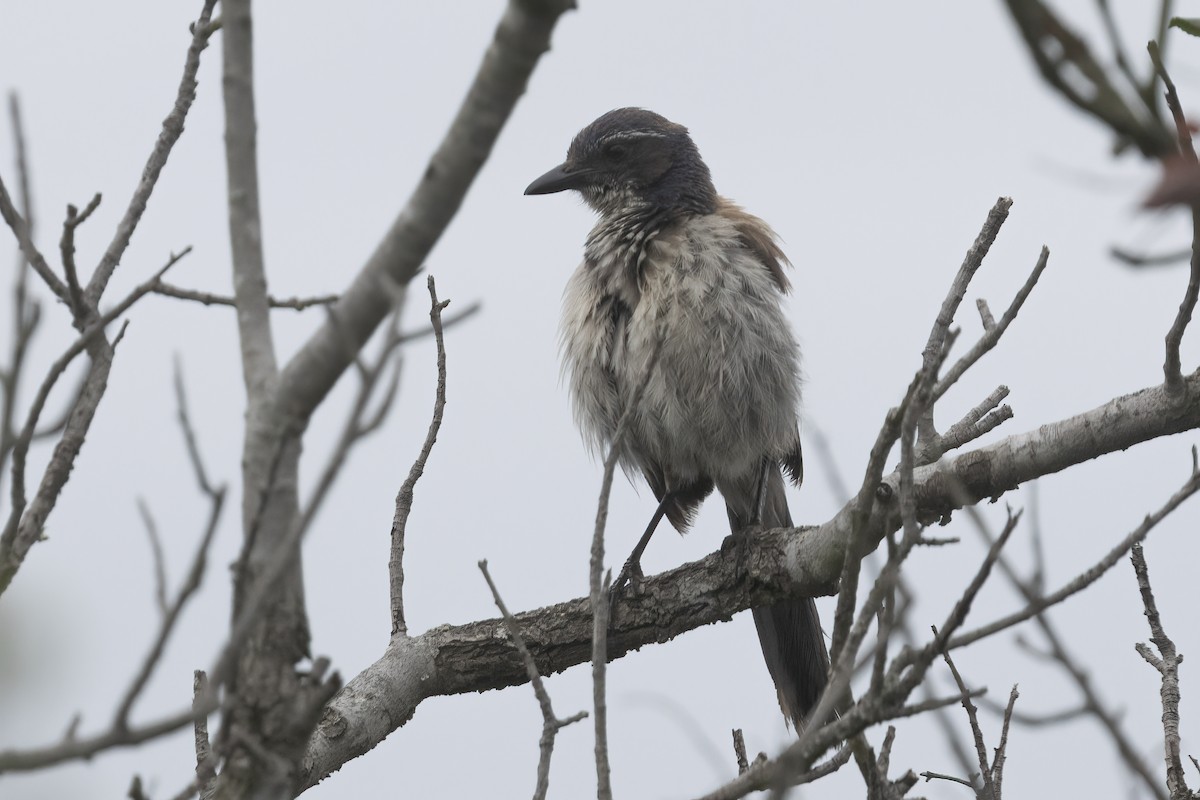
[
  {"x1": 721, "y1": 527, "x2": 760, "y2": 580},
  {"x1": 608, "y1": 558, "x2": 645, "y2": 617}
]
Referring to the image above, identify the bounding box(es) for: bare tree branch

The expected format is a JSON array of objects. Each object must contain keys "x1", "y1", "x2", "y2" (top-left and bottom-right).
[
  {"x1": 950, "y1": 456, "x2": 1200, "y2": 653},
  {"x1": 194, "y1": 671, "x2": 217, "y2": 800},
  {"x1": 1, "y1": 93, "x2": 39, "y2": 491},
  {"x1": 1130, "y1": 542, "x2": 1193, "y2": 800},
  {"x1": 934, "y1": 245, "x2": 1049, "y2": 403},
  {"x1": 136, "y1": 498, "x2": 170, "y2": 617},
  {"x1": 274, "y1": 0, "x2": 575, "y2": 425},
  {"x1": 389, "y1": 276, "x2": 450, "y2": 637},
  {"x1": 0, "y1": 247, "x2": 192, "y2": 594},
  {"x1": 153, "y1": 283, "x2": 338, "y2": 311},
  {"x1": 1002, "y1": 0, "x2": 1173, "y2": 157},
  {"x1": 479, "y1": 560, "x2": 586, "y2": 800},
  {"x1": 937, "y1": 631, "x2": 996, "y2": 798},
  {"x1": 0, "y1": 700, "x2": 217, "y2": 774},
  {"x1": 222, "y1": 0, "x2": 277, "y2": 401},
  {"x1": 59, "y1": 194, "x2": 103, "y2": 321},
  {"x1": 301, "y1": 364, "x2": 1200, "y2": 789},
  {"x1": 83, "y1": 0, "x2": 219, "y2": 307}
]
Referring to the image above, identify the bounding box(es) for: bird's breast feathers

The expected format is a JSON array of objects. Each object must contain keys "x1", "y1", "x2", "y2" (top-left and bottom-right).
[{"x1": 559, "y1": 202, "x2": 802, "y2": 475}]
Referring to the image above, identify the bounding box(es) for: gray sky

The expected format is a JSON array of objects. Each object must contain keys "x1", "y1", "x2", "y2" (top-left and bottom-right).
[{"x1": 1, "y1": 2, "x2": 1197, "y2": 798}]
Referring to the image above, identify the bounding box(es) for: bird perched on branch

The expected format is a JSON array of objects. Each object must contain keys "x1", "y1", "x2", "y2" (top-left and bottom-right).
[{"x1": 525, "y1": 108, "x2": 828, "y2": 728}]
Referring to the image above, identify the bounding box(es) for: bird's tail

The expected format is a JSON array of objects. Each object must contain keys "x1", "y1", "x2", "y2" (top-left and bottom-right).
[{"x1": 727, "y1": 466, "x2": 829, "y2": 729}]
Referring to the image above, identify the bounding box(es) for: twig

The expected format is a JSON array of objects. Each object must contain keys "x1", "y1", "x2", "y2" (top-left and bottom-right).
[
  {"x1": 390, "y1": 276, "x2": 449, "y2": 636},
  {"x1": 193, "y1": 670, "x2": 216, "y2": 800},
  {"x1": 84, "y1": 0, "x2": 219, "y2": 306},
  {"x1": 1002, "y1": 1, "x2": 1172, "y2": 157},
  {"x1": 0, "y1": 247, "x2": 192, "y2": 594},
  {"x1": 153, "y1": 282, "x2": 338, "y2": 310},
  {"x1": 920, "y1": 770, "x2": 977, "y2": 788},
  {"x1": 1148, "y1": 42, "x2": 1200, "y2": 394},
  {"x1": 916, "y1": 385, "x2": 1013, "y2": 464},
  {"x1": 1130, "y1": 543, "x2": 1192, "y2": 800},
  {"x1": 0, "y1": 172, "x2": 68, "y2": 301},
  {"x1": 297, "y1": 285, "x2": 467, "y2": 540},
  {"x1": 937, "y1": 628, "x2": 996, "y2": 799},
  {"x1": 136, "y1": 498, "x2": 170, "y2": 617},
  {"x1": 1111, "y1": 246, "x2": 1191, "y2": 268},
  {"x1": 479, "y1": 560, "x2": 587, "y2": 800},
  {"x1": 113, "y1": 483, "x2": 226, "y2": 730},
  {"x1": 274, "y1": 0, "x2": 575, "y2": 423},
  {"x1": 59, "y1": 194, "x2": 102, "y2": 321},
  {"x1": 1148, "y1": 41, "x2": 1197, "y2": 161},
  {"x1": 977, "y1": 693, "x2": 1082, "y2": 727},
  {"x1": 0, "y1": 94, "x2": 40, "y2": 484},
  {"x1": 0, "y1": 696, "x2": 218, "y2": 774},
  {"x1": 732, "y1": 729, "x2": 750, "y2": 774},
  {"x1": 949, "y1": 456, "x2": 1200, "y2": 653},
  {"x1": 590, "y1": 330, "x2": 664, "y2": 800},
  {"x1": 959, "y1": 496, "x2": 1172, "y2": 800},
  {"x1": 110, "y1": 358, "x2": 228, "y2": 727},
  {"x1": 173, "y1": 358, "x2": 217, "y2": 497},
  {"x1": 992, "y1": 685, "x2": 1019, "y2": 798},
  {"x1": 934, "y1": 245, "x2": 1049, "y2": 402}
]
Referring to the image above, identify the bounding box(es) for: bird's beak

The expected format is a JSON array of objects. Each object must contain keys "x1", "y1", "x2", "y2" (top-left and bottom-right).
[{"x1": 524, "y1": 162, "x2": 591, "y2": 195}]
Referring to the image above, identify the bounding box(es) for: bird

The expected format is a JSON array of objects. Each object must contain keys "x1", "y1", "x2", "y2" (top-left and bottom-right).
[{"x1": 524, "y1": 107, "x2": 828, "y2": 729}]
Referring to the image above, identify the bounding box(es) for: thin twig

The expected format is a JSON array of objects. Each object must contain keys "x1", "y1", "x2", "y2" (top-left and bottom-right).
[
  {"x1": 934, "y1": 245, "x2": 1049, "y2": 402},
  {"x1": 84, "y1": 0, "x2": 219, "y2": 306},
  {"x1": 937, "y1": 627, "x2": 996, "y2": 799},
  {"x1": 193, "y1": 670, "x2": 216, "y2": 799},
  {"x1": 1, "y1": 247, "x2": 192, "y2": 594},
  {"x1": 1148, "y1": 41, "x2": 1197, "y2": 161},
  {"x1": 0, "y1": 696, "x2": 218, "y2": 774},
  {"x1": 59, "y1": 194, "x2": 102, "y2": 321},
  {"x1": 960, "y1": 498, "x2": 1172, "y2": 800},
  {"x1": 1130, "y1": 543, "x2": 1191, "y2": 800},
  {"x1": 153, "y1": 282, "x2": 338, "y2": 310},
  {"x1": 389, "y1": 276, "x2": 449, "y2": 636},
  {"x1": 113, "y1": 484, "x2": 226, "y2": 729},
  {"x1": 479, "y1": 560, "x2": 587, "y2": 800},
  {"x1": 992, "y1": 684, "x2": 1019, "y2": 798},
  {"x1": 590, "y1": 331, "x2": 665, "y2": 800},
  {"x1": 1111, "y1": 246, "x2": 1191, "y2": 268},
  {"x1": 949, "y1": 457, "x2": 1200, "y2": 652},
  {"x1": 732, "y1": 729, "x2": 750, "y2": 774},
  {"x1": 136, "y1": 498, "x2": 170, "y2": 617}
]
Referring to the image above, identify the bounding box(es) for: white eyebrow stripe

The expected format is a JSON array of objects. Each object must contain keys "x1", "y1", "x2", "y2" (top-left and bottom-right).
[{"x1": 599, "y1": 129, "x2": 669, "y2": 144}]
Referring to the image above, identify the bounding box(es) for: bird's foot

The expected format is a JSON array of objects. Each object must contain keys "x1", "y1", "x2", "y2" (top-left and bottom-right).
[
  {"x1": 721, "y1": 526, "x2": 761, "y2": 580},
  {"x1": 608, "y1": 558, "x2": 645, "y2": 618}
]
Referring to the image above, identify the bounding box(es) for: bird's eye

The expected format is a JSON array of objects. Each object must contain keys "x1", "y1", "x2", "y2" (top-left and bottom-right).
[{"x1": 605, "y1": 143, "x2": 627, "y2": 159}]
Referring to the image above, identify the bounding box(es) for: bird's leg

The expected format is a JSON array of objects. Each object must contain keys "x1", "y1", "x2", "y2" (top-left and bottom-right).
[
  {"x1": 749, "y1": 456, "x2": 772, "y2": 528},
  {"x1": 610, "y1": 492, "x2": 673, "y2": 605},
  {"x1": 721, "y1": 457, "x2": 772, "y2": 578}
]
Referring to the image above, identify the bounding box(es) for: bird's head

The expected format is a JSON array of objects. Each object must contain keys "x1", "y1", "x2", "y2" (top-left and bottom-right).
[{"x1": 525, "y1": 108, "x2": 716, "y2": 217}]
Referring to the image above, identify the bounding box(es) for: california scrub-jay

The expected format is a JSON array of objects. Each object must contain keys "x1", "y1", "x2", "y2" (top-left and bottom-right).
[{"x1": 526, "y1": 108, "x2": 827, "y2": 729}]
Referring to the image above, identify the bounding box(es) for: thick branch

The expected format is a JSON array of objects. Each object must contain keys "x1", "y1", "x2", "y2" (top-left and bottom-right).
[
  {"x1": 299, "y1": 369, "x2": 1200, "y2": 790},
  {"x1": 274, "y1": 0, "x2": 574, "y2": 425},
  {"x1": 222, "y1": 0, "x2": 277, "y2": 399}
]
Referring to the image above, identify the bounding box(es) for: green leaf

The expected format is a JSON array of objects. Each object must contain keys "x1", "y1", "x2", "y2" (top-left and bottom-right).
[{"x1": 1169, "y1": 17, "x2": 1200, "y2": 37}]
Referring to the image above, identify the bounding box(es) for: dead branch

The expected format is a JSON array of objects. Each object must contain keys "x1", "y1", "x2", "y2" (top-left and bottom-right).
[
  {"x1": 83, "y1": 0, "x2": 219, "y2": 306},
  {"x1": 1130, "y1": 543, "x2": 1194, "y2": 800},
  {"x1": 274, "y1": 0, "x2": 575, "y2": 424},
  {"x1": 479, "y1": 560, "x2": 586, "y2": 800},
  {"x1": 153, "y1": 283, "x2": 338, "y2": 311},
  {"x1": 300, "y1": 365, "x2": 1200, "y2": 790},
  {"x1": 389, "y1": 276, "x2": 450, "y2": 636},
  {"x1": 0, "y1": 247, "x2": 192, "y2": 593}
]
